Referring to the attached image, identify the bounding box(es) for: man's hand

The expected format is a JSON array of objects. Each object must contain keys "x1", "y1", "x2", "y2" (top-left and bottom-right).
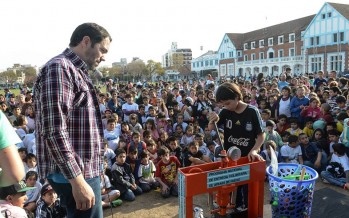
[
  {"x1": 248, "y1": 149, "x2": 263, "y2": 162},
  {"x1": 70, "y1": 175, "x2": 95, "y2": 211}
]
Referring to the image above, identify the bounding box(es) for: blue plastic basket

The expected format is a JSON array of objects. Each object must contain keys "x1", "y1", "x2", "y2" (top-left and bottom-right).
[{"x1": 266, "y1": 163, "x2": 318, "y2": 218}]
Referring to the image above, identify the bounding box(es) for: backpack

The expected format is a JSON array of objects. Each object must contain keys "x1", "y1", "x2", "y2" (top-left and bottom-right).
[{"x1": 326, "y1": 162, "x2": 345, "y2": 178}]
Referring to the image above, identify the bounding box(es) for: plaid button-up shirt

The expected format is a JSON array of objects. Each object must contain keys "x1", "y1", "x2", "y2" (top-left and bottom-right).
[{"x1": 33, "y1": 48, "x2": 104, "y2": 180}]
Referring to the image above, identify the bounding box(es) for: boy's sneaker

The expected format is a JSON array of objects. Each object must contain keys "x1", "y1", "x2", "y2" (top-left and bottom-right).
[
  {"x1": 111, "y1": 199, "x2": 123, "y2": 207},
  {"x1": 344, "y1": 184, "x2": 349, "y2": 190},
  {"x1": 322, "y1": 178, "x2": 330, "y2": 184}
]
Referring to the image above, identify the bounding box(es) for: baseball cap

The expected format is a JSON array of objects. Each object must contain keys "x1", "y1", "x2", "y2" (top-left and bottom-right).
[
  {"x1": 0, "y1": 181, "x2": 36, "y2": 199},
  {"x1": 41, "y1": 183, "x2": 54, "y2": 195}
]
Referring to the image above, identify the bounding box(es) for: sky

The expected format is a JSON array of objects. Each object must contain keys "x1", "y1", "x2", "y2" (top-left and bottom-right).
[{"x1": 0, "y1": 0, "x2": 348, "y2": 71}]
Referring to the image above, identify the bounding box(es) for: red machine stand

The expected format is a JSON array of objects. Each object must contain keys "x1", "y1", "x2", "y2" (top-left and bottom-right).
[{"x1": 178, "y1": 157, "x2": 265, "y2": 218}]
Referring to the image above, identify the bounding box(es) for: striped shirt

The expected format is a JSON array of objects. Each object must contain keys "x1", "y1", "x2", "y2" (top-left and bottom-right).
[{"x1": 33, "y1": 48, "x2": 104, "y2": 180}]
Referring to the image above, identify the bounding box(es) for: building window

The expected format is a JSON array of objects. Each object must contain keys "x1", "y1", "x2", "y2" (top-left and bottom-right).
[
  {"x1": 333, "y1": 32, "x2": 344, "y2": 43},
  {"x1": 278, "y1": 36, "x2": 284, "y2": 44},
  {"x1": 215, "y1": 60, "x2": 218, "y2": 65},
  {"x1": 229, "y1": 51, "x2": 233, "y2": 58},
  {"x1": 316, "y1": 36, "x2": 320, "y2": 45},
  {"x1": 259, "y1": 40, "x2": 264, "y2": 47},
  {"x1": 322, "y1": 14, "x2": 326, "y2": 19},
  {"x1": 200, "y1": 62, "x2": 203, "y2": 67},
  {"x1": 340, "y1": 32, "x2": 344, "y2": 42},
  {"x1": 310, "y1": 37, "x2": 314, "y2": 46},
  {"x1": 278, "y1": 49, "x2": 284, "y2": 57},
  {"x1": 251, "y1": 42, "x2": 255, "y2": 49},
  {"x1": 244, "y1": 43, "x2": 248, "y2": 50},
  {"x1": 244, "y1": 55, "x2": 248, "y2": 61},
  {"x1": 237, "y1": 51, "x2": 242, "y2": 57},
  {"x1": 268, "y1": 38, "x2": 273, "y2": 46},
  {"x1": 228, "y1": 65, "x2": 234, "y2": 76},
  {"x1": 220, "y1": 53, "x2": 225, "y2": 59},
  {"x1": 289, "y1": 33, "x2": 295, "y2": 42},
  {"x1": 259, "y1": 52, "x2": 264, "y2": 59},
  {"x1": 251, "y1": 54, "x2": 256, "y2": 60},
  {"x1": 330, "y1": 55, "x2": 343, "y2": 72},
  {"x1": 310, "y1": 57, "x2": 322, "y2": 72},
  {"x1": 210, "y1": 60, "x2": 213, "y2": 66},
  {"x1": 289, "y1": 48, "x2": 295, "y2": 56},
  {"x1": 328, "y1": 12, "x2": 332, "y2": 17},
  {"x1": 205, "y1": 60, "x2": 209, "y2": 66}
]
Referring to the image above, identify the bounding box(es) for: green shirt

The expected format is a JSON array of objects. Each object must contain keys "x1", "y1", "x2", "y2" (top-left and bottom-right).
[{"x1": 0, "y1": 111, "x2": 21, "y2": 150}]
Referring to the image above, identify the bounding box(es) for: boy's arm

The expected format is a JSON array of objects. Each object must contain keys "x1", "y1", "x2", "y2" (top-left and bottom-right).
[
  {"x1": 156, "y1": 177, "x2": 169, "y2": 189},
  {"x1": 202, "y1": 155, "x2": 212, "y2": 163},
  {"x1": 314, "y1": 151, "x2": 322, "y2": 168},
  {"x1": 188, "y1": 156, "x2": 206, "y2": 165},
  {"x1": 298, "y1": 155, "x2": 304, "y2": 164},
  {"x1": 111, "y1": 169, "x2": 132, "y2": 188}
]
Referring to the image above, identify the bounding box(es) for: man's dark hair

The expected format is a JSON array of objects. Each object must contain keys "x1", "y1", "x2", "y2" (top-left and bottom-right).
[{"x1": 69, "y1": 23, "x2": 112, "y2": 47}]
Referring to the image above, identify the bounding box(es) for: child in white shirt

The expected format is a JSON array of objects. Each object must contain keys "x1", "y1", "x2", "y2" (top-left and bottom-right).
[{"x1": 281, "y1": 135, "x2": 303, "y2": 164}]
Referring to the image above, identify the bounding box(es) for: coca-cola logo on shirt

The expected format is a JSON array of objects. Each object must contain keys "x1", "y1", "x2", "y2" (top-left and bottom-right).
[{"x1": 227, "y1": 136, "x2": 250, "y2": 147}]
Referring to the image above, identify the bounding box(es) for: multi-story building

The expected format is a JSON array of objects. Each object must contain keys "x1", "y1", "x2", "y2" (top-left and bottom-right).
[
  {"x1": 162, "y1": 42, "x2": 192, "y2": 68},
  {"x1": 303, "y1": 2, "x2": 349, "y2": 74},
  {"x1": 193, "y1": 2, "x2": 349, "y2": 79},
  {"x1": 217, "y1": 15, "x2": 314, "y2": 79},
  {"x1": 191, "y1": 50, "x2": 219, "y2": 78}
]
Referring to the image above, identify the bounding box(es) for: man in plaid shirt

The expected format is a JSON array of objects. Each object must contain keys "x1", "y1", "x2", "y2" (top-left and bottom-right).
[{"x1": 33, "y1": 23, "x2": 112, "y2": 217}]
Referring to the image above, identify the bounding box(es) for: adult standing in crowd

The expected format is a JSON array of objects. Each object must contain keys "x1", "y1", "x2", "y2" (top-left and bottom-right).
[{"x1": 34, "y1": 23, "x2": 112, "y2": 218}]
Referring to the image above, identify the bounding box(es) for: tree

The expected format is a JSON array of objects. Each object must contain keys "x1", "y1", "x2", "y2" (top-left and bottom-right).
[
  {"x1": 127, "y1": 59, "x2": 146, "y2": 81},
  {"x1": 0, "y1": 70, "x2": 17, "y2": 83},
  {"x1": 146, "y1": 60, "x2": 165, "y2": 79},
  {"x1": 170, "y1": 53, "x2": 184, "y2": 70}
]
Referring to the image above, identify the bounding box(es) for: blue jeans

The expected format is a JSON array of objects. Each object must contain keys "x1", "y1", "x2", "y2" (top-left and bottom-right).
[
  {"x1": 48, "y1": 177, "x2": 103, "y2": 218},
  {"x1": 121, "y1": 185, "x2": 143, "y2": 201},
  {"x1": 303, "y1": 151, "x2": 328, "y2": 172},
  {"x1": 321, "y1": 170, "x2": 346, "y2": 187}
]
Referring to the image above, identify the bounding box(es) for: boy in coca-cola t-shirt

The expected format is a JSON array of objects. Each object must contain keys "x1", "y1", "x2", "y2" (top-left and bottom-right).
[{"x1": 155, "y1": 146, "x2": 181, "y2": 198}]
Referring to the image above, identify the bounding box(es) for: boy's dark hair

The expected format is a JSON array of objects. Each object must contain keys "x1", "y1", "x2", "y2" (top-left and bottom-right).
[
  {"x1": 138, "y1": 104, "x2": 145, "y2": 109},
  {"x1": 289, "y1": 118, "x2": 298, "y2": 125},
  {"x1": 216, "y1": 82, "x2": 242, "y2": 102},
  {"x1": 167, "y1": 136, "x2": 177, "y2": 143},
  {"x1": 188, "y1": 141, "x2": 198, "y2": 148},
  {"x1": 266, "y1": 120, "x2": 275, "y2": 127},
  {"x1": 15, "y1": 115, "x2": 26, "y2": 126},
  {"x1": 195, "y1": 133, "x2": 204, "y2": 138},
  {"x1": 18, "y1": 147, "x2": 28, "y2": 154},
  {"x1": 128, "y1": 146, "x2": 138, "y2": 154},
  {"x1": 125, "y1": 93, "x2": 132, "y2": 99},
  {"x1": 336, "y1": 112, "x2": 348, "y2": 121},
  {"x1": 304, "y1": 117, "x2": 314, "y2": 123},
  {"x1": 158, "y1": 146, "x2": 170, "y2": 157},
  {"x1": 146, "y1": 139, "x2": 156, "y2": 147},
  {"x1": 326, "y1": 121, "x2": 337, "y2": 129},
  {"x1": 143, "y1": 130, "x2": 151, "y2": 138},
  {"x1": 281, "y1": 86, "x2": 291, "y2": 93},
  {"x1": 115, "y1": 148, "x2": 126, "y2": 157},
  {"x1": 26, "y1": 153, "x2": 37, "y2": 162},
  {"x1": 69, "y1": 23, "x2": 112, "y2": 47},
  {"x1": 140, "y1": 150, "x2": 149, "y2": 159},
  {"x1": 107, "y1": 118, "x2": 116, "y2": 124},
  {"x1": 261, "y1": 109, "x2": 271, "y2": 116},
  {"x1": 132, "y1": 131, "x2": 140, "y2": 138},
  {"x1": 25, "y1": 171, "x2": 38, "y2": 181},
  {"x1": 332, "y1": 143, "x2": 346, "y2": 155},
  {"x1": 288, "y1": 135, "x2": 299, "y2": 144},
  {"x1": 330, "y1": 86, "x2": 342, "y2": 95},
  {"x1": 335, "y1": 95, "x2": 346, "y2": 103},
  {"x1": 259, "y1": 87, "x2": 267, "y2": 93},
  {"x1": 277, "y1": 114, "x2": 288, "y2": 121},
  {"x1": 327, "y1": 129, "x2": 340, "y2": 137}
]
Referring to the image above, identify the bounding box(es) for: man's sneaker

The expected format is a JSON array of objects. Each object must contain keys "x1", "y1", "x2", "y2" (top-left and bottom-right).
[
  {"x1": 111, "y1": 199, "x2": 123, "y2": 207},
  {"x1": 322, "y1": 178, "x2": 330, "y2": 184}
]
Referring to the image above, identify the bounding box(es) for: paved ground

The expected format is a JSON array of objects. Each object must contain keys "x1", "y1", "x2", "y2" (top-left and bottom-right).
[{"x1": 103, "y1": 178, "x2": 349, "y2": 218}]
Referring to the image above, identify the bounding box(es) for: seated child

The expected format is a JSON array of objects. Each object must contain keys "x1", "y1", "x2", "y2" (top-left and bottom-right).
[
  {"x1": 104, "y1": 140, "x2": 116, "y2": 170},
  {"x1": 183, "y1": 142, "x2": 212, "y2": 167},
  {"x1": 286, "y1": 118, "x2": 303, "y2": 136},
  {"x1": 104, "y1": 118, "x2": 121, "y2": 151},
  {"x1": 111, "y1": 148, "x2": 142, "y2": 201},
  {"x1": 145, "y1": 139, "x2": 159, "y2": 165},
  {"x1": 298, "y1": 133, "x2": 326, "y2": 172},
  {"x1": 155, "y1": 146, "x2": 181, "y2": 198},
  {"x1": 0, "y1": 181, "x2": 36, "y2": 218},
  {"x1": 101, "y1": 158, "x2": 122, "y2": 208},
  {"x1": 206, "y1": 141, "x2": 216, "y2": 162},
  {"x1": 127, "y1": 132, "x2": 147, "y2": 159},
  {"x1": 261, "y1": 140, "x2": 282, "y2": 167},
  {"x1": 302, "y1": 117, "x2": 314, "y2": 138},
  {"x1": 321, "y1": 143, "x2": 349, "y2": 189},
  {"x1": 129, "y1": 113, "x2": 143, "y2": 134},
  {"x1": 125, "y1": 146, "x2": 141, "y2": 181},
  {"x1": 35, "y1": 183, "x2": 67, "y2": 217},
  {"x1": 264, "y1": 120, "x2": 283, "y2": 151},
  {"x1": 24, "y1": 153, "x2": 38, "y2": 175},
  {"x1": 280, "y1": 135, "x2": 303, "y2": 164},
  {"x1": 24, "y1": 171, "x2": 42, "y2": 213},
  {"x1": 167, "y1": 136, "x2": 182, "y2": 165},
  {"x1": 137, "y1": 151, "x2": 160, "y2": 192}
]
